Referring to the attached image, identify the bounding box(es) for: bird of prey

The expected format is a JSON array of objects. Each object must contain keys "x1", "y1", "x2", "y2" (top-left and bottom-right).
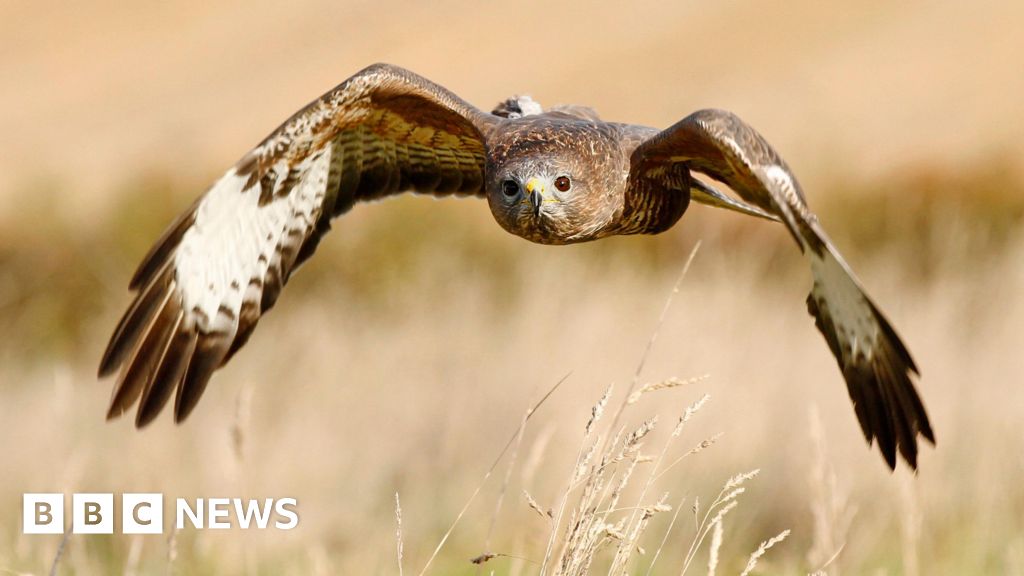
[{"x1": 98, "y1": 63, "x2": 933, "y2": 469}]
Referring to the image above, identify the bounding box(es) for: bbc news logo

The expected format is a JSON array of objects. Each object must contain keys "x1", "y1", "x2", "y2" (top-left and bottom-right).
[{"x1": 23, "y1": 493, "x2": 298, "y2": 534}]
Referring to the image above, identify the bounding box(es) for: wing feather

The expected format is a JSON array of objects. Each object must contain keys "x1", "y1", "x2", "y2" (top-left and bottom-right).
[
  {"x1": 173, "y1": 331, "x2": 232, "y2": 423},
  {"x1": 631, "y1": 108, "x2": 933, "y2": 469},
  {"x1": 134, "y1": 309, "x2": 188, "y2": 426},
  {"x1": 106, "y1": 286, "x2": 179, "y2": 419},
  {"x1": 689, "y1": 178, "x2": 780, "y2": 222},
  {"x1": 101, "y1": 63, "x2": 497, "y2": 426},
  {"x1": 128, "y1": 198, "x2": 201, "y2": 290},
  {"x1": 99, "y1": 257, "x2": 174, "y2": 377}
]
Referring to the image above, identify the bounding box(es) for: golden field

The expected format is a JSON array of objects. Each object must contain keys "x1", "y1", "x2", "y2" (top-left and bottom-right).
[{"x1": 1, "y1": 1, "x2": 1022, "y2": 574}]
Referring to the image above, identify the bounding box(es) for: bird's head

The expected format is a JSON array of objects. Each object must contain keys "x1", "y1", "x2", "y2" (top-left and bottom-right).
[{"x1": 485, "y1": 117, "x2": 624, "y2": 245}]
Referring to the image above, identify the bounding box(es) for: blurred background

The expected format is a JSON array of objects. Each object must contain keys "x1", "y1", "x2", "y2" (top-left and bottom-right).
[{"x1": 1, "y1": 0, "x2": 1022, "y2": 574}]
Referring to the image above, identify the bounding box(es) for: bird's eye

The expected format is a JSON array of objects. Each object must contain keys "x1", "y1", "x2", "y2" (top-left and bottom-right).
[
  {"x1": 554, "y1": 176, "x2": 572, "y2": 192},
  {"x1": 502, "y1": 179, "x2": 520, "y2": 197}
]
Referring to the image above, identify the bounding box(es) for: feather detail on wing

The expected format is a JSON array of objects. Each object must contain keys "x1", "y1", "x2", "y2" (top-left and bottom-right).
[
  {"x1": 806, "y1": 241, "x2": 934, "y2": 469},
  {"x1": 689, "y1": 178, "x2": 779, "y2": 222},
  {"x1": 99, "y1": 63, "x2": 496, "y2": 426},
  {"x1": 630, "y1": 108, "x2": 933, "y2": 469}
]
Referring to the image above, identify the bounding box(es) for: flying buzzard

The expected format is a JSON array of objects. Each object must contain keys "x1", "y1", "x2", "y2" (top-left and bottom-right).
[{"x1": 99, "y1": 63, "x2": 933, "y2": 469}]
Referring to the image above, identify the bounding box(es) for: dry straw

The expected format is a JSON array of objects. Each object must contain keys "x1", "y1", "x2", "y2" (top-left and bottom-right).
[
  {"x1": 739, "y1": 530, "x2": 791, "y2": 576},
  {"x1": 706, "y1": 518, "x2": 724, "y2": 576},
  {"x1": 521, "y1": 378, "x2": 789, "y2": 576},
  {"x1": 413, "y1": 242, "x2": 791, "y2": 575},
  {"x1": 396, "y1": 492, "x2": 405, "y2": 576}
]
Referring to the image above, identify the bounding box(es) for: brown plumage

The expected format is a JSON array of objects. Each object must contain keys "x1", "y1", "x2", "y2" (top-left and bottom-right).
[{"x1": 100, "y1": 63, "x2": 932, "y2": 469}]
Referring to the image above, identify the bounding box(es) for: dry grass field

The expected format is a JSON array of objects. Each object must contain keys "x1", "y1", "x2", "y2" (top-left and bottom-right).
[{"x1": 1, "y1": 1, "x2": 1023, "y2": 574}]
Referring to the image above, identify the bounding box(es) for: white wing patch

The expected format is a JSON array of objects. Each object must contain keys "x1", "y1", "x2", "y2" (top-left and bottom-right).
[
  {"x1": 759, "y1": 165, "x2": 795, "y2": 194},
  {"x1": 809, "y1": 247, "x2": 878, "y2": 363},
  {"x1": 175, "y1": 150, "x2": 331, "y2": 335}
]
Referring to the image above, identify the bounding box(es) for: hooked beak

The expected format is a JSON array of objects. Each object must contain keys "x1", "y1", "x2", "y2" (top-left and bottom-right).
[{"x1": 525, "y1": 178, "x2": 544, "y2": 217}]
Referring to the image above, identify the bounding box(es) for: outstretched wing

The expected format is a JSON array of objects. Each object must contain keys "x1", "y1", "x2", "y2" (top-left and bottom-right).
[
  {"x1": 99, "y1": 63, "x2": 497, "y2": 427},
  {"x1": 630, "y1": 109, "x2": 934, "y2": 469}
]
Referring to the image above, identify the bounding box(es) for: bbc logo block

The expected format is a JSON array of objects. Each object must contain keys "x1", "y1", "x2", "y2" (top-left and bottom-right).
[
  {"x1": 22, "y1": 493, "x2": 63, "y2": 534},
  {"x1": 71, "y1": 493, "x2": 113, "y2": 534},
  {"x1": 23, "y1": 493, "x2": 164, "y2": 534},
  {"x1": 123, "y1": 493, "x2": 163, "y2": 534}
]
